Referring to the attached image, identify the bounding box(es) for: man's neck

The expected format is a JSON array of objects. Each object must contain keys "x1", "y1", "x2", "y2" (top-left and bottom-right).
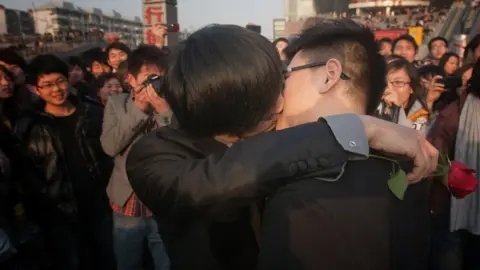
[
  {"x1": 278, "y1": 100, "x2": 365, "y2": 130},
  {"x1": 45, "y1": 102, "x2": 76, "y2": 117}
]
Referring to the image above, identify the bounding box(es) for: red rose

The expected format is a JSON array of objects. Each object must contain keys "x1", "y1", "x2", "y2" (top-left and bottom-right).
[{"x1": 448, "y1": 161, "x2": 478, "y2": 199}]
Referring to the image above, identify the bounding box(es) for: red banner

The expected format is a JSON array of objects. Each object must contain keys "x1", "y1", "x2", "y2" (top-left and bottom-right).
[{"x1": 374, "y1": 29, "x2": 408, "y2": 40}]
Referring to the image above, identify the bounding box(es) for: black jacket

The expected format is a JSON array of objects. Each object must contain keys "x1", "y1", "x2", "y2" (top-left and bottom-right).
[
  {"x1": 126, "y1": 119, "x2": 348, "y2": 270},
  {"x1": 14, "y1": 96, "x2": 112, "y2": 224},
  {"x1": 258, "y1": 155, "x2": 430, "y2": 270}
]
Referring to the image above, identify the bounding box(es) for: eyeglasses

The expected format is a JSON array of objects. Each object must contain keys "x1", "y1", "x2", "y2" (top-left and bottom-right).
[
  {"x1": 37, "y1": 78, "x2": 69, "y2": 91},
  {"x1": 389, "y1": 80, "x2": 411, "y2": 88},
  {"x1": 285, "y1": 62, "x2": 351, "y2": 80}
]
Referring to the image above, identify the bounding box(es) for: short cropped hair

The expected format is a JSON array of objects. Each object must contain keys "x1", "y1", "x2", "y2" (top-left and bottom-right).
[
  {"x1": 81, "y1": 47, "x2": 108, "y2": 68},
  {"x1": 127, "y1": 45, "x2": 169, "y2": 78},
  {"x1": 164, "y1": 24, "x2": 284, "y2": 137},
  {"x1": 0, "y1": 48, "x2": 27, "y2": 71},
  {"x1": 27, "y1": 55, "x2": 69, "y2": 86},
  {"x1": 67, "y1": 56, "x2": 85, "y2": 70},
  {"x1": 428, "y1": 37, "x2": 448, "y2": 51},
  {"x1": 393, "y1": 34, "x2": 418, "y2": 52},
  {"x1": 378, "y1": 37, "x2": 392, "y2": 46},
  {"x1": 106, "y1": 42, "x2": 131, "y2": 56},
  {"x1": 285, "y1": 19, "x2": 386, "y2": 114}
]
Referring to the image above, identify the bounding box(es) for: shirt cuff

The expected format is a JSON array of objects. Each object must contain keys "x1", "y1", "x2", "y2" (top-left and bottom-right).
[{"x1": 324, "y1": 114, "x2": 369, "y2": 159}]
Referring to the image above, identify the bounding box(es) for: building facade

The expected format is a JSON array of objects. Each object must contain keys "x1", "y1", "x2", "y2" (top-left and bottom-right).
[
  {"x1": 284, "y1": 0, "x2": 316, "y2": 21},
  {"x1": 30, "y1": 1, "x2": 142, "y2": 44},
  {"x1": 0, "y1": 5, "x2": 35, "y2": 35}
]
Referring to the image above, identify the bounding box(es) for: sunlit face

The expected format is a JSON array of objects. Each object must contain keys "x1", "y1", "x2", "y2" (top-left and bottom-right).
[
  {"x1": 108, "y1": 48, "x2": 128, "y2": 70},
  {"x1": 385, "y1": 68, "x2": 412, "y2": 107},
  {"x1": 430, "y1": 40, "x2": 448, "y2": 60},
  {"x1": 69, "y1": 65, "x2": 84, "y2": 84},
  {"x1": 275, "y1": 41, "x2": 289, "y2": 61},
  {"x1": 0, "y1": 60, "x2": 25, "y2": 85},
  {"x1": 280, "y1": 52, "x2": 323, "y2": 127},
  {"x1": 444, "y1": 56, "x2": 459, "y2": 75},
  {"x1": 34, "y1": 73, "x2": 70, "y2": 106},
  {"x1": 99, "y1": 77, "x2": 123, "y2": 104},
  {"x1": 0, "y1": 70, "x2": 14, "y2": 99},
  {"x1": 91, "y1": 61, "x2": 111, "y2": 78},
  {"x1": 394, "y1": 40, "x2": 416, "y2": 63},
  {"x1": 379, "y1": 42, "x2": 392, "y2": 56},
  {"x1": 129, "y1": 64, "x2": 164, "y2": 90}
]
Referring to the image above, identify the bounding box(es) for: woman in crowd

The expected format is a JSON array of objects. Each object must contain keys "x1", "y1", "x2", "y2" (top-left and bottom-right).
[
  {"x1": 428, "y1": 59, "x2": 480, "y2": 270},
  {"x1": 92, "y1": 73, "x2": 125, "y2": 106},
  {"x1": 378, "y1": 58, "x2": 430, "y2": 131},
  {"x1": 273, "y1": 38, "x2": 289, "y2": 63},
  {"x1": 438, "y1": 52, "x2": 459, "y2": 76}
]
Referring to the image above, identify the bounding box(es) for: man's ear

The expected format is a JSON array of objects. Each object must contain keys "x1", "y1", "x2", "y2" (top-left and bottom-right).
[{"x1": 325, "y1": 59, "x2": 343, "y2": 87}]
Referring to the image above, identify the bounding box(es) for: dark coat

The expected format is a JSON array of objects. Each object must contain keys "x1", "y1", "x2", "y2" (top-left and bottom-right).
[
  {"x1": 14, "y1": 96, "x2": 112, "y2": 224},
  {"x1": 126, "y1": 119, "x2": 348, "y2": 270}
]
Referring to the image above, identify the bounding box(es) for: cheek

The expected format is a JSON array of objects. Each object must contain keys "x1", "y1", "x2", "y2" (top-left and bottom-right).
[{"x1": 396, "y1": 88, "x2": 412, "y2": 102}]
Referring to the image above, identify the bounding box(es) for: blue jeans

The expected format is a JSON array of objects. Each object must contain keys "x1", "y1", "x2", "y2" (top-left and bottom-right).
[{"x1": 113, "y1": 212, "x2": 170, "y2": 270}]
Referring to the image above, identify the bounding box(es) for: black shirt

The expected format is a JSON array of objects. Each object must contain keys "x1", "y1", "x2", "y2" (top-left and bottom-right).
[{"x1": 54, "y1": 111, "x2": 103, "y2": 217}]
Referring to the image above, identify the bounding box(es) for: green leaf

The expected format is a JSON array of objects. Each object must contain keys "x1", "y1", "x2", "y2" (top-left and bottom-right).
[{"x1": 388, "y1": 169, "x2": 408, "y2": 200}]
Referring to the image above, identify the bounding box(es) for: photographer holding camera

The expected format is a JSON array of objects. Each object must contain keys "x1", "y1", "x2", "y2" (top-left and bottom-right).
[{"x1": 100, "y1": 45, "x2": 171, "y2": 270}]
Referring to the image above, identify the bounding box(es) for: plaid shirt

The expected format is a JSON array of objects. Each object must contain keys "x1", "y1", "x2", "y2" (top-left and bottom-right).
[{"x1": 110, "y1": 194, "x2": 153, "y2": 217}]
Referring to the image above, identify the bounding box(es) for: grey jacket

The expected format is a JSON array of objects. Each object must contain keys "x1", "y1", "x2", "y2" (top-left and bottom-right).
[{"x1": 101, "y1": 93, "x2": 171, "y2": 207}]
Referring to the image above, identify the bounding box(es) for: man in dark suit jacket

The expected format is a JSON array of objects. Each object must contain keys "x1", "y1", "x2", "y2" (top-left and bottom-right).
[
  {"x1": 258, "y1": 20, "x2": 430, "y2": 270},
  {"x1": 126, "y1": 25, "x2": 437, "y2": 270}
]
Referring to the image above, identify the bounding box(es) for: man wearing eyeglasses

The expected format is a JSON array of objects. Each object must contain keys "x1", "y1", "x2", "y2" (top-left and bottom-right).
[
  {"x1": 100, "y1": 45, "x2": 171, "y2": 270},
  {"x1": 259, "y1": 20, "x2": 430, "y2": 270},
  {"x1": 14, "y1": 54, "x2": 116, "y2": 270}
]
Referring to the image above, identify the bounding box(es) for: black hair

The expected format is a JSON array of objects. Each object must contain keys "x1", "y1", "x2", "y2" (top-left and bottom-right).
[
  {"x1": 438, "y1": 52, "x2": 459, "y2": 75},
  {"x1": 273, "y1": 37, "x2": 289, "y2": 47},
  {"x1": 0, "y1": 65, "x2": 15, "y2": 83},
  {"x1": 386, "y1": 58, "x2": 425, "y2": 113},
  {"x1": 67, "y1": 56, "x2": 85, "y2": 69},
  {"x1": 464, "y1": 34, "x2": 480, "y2": 61},
  {"x1": 392, "y1": 34, "x2": 418, "y2": 52},
  {"x1": 0, "y1": 48, "x2": 27, "y2": 71},
  {"x1": 26, "y1": 54, "x2": 69, "y2": 86},
  {"x1": 428, "y1": 36, "x2": 448, "y2": 51},
  {"x1": 467, "y1": 59, "x2": 480, "y2": 98},
  {"x1": 106, "y1": 42, "x2": 131, "y2": 56},
  {"x1": 285, "y1": 19, "x2": 386, "y2": 114},
  {"x1": 417, "y1": 64, "x2": 445, "y2": 78},
  {"x1": 127, "y1": 45, "x2": 169, "y2": 78},
  {"x1": 81, "y1": 47, "x2": 108, "y2": 67},
  {"x1": 164, "y1": 24, "x2": 284, "y2": 137},
  {"x1": 378, "y1": 37, "x2": 393, "y2": 45}
]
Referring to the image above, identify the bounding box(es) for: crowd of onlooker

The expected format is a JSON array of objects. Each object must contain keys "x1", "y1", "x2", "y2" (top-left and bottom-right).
[{"x1": 1, "y1": 15, "x2": 480, "y2": 270}]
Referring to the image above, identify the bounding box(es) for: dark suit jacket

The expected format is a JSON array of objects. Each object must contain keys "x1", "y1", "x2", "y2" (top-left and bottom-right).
[
  {"x1": 258, "y1": 155, "x2": 430, "y2": 270},
  {"x1": 126, "y1": 119, "x2": 348, "y2": 270}
]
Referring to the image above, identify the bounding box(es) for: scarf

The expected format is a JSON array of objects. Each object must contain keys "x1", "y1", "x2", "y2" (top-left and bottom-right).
[
  {"x1": 407, "y1": 100, "x2": 430, "y2": 134},
  {"x1": 450, "y1": 94, "x2": 480, "y2": 234}
]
